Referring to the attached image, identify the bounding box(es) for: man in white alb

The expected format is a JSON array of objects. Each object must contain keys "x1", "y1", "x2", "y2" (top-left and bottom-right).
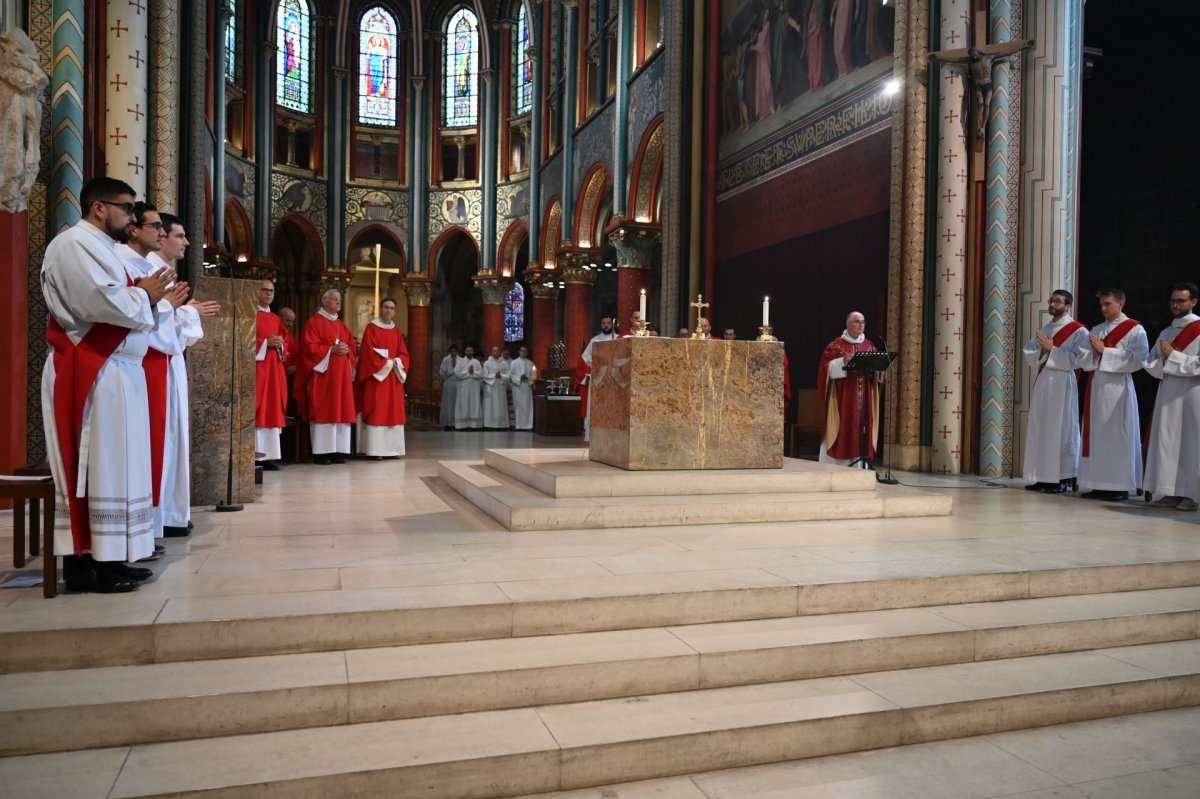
[
  {"x1": 1144, "y1": 283, "x2": 1200, "y2": 511},
  {"x1": 1077, "y1": 288, "x2": 1147, "y2": 502},
  {"x1": 509, "y1": 346, "x2": 535, "y2": 430},
  {"x1": 482, "y1": 346, "x2": 509, "y2": 429},
  {"x1": 454, "y1": 345, "x2": 484, "y2": 429},
  {"x1": 581, "y1": 316, "x2": 617, "y2": 440},
  {"x1": 439, "y1": 346, "x2": 459, "y2": 430}
]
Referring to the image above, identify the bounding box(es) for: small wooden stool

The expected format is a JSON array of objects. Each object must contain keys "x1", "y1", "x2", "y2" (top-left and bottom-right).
[{"x1": 1, "y1": 479, "x2": 57, "y2": 598}]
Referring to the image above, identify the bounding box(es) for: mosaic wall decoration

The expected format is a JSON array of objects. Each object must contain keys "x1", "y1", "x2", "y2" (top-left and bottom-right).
[
  {"x1": 427, "y1": 187, "x2": 481, "y2": 243},
  {"x1": 271, "y1": 170, "x2": 328, "y2": 242},
  {"x1": 627, "y1": 50, "x2": 665, "y2": 171},
  {"x1": 572, "y1": 100, "x2": 614, "y2": 189},
  {"x1": 345, "y1": 184, "x2": 409, "y2": 227},
  {"x1": 539, "y1": 150, "x2": 563, "y2": 224},
  {"x1": 496, "y1": 180, "x2": 530, "y2": 248},
  {"x1": 225, "y1": 154, "x2": 255, "y2": 221}
]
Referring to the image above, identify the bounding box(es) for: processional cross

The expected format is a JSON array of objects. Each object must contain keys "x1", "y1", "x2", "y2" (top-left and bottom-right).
[
  {"x1": 359, "y1": 243, "x2": 401, "y2": 317},
  {"x1": 689, "y1": 294, "x2": 709, "y2": 340}
]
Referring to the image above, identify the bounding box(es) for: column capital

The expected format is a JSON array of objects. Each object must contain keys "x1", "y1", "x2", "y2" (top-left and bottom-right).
[
  {"x1": 410, "y1": 75, "x2": 426, "y2": 91},
  {"x1": 525, "y1": 266, "x2": 561, "y2": 298},
  {"x1": 402, "y1": 279, "x2": 434, "y2": 307},
  {"x1": 606, "y1": 220, "x2": 662, "y2": 269},
  {"x1": 474, "y1": 276, "x2": 513, "y2": 305},
  {"x1": 563, "y1": 0, "x2": 579, "y2": 10}
]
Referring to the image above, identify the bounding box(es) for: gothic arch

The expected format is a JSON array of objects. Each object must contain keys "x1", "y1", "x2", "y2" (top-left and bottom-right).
[
  {"x1": 336, "y1": 1, "x2": 415, "y2": 68},
  {"x1": 427, "y1": 225, "x2": 480, "y2": 282},
  {"x1": 574, "y1": 163, "x2": 611, "y2": 248},
  {"x1": 541, "y1": 196, "x2": 563, "y2": 267},
  {"x1": 347, "y1": 223, "x2": 408, "y2": 273},
  {"x1": 629, "y1": 113, "x2": 665, "y2": 223},
  {"x1": 498, "y1": 219, "x2": 528, "y2": 278},
  {"x1": 224, "y1": 199, "x2": 253, "y2": 263}
]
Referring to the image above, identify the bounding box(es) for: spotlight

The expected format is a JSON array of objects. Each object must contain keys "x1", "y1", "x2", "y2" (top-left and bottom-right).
[{"x1": 883, "y1": 78, "x2": 901, "y2": 96}]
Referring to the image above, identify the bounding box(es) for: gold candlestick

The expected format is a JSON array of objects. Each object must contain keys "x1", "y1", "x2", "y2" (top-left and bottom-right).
[{"x1": 757, "y1": 326, "x2": 778, "y2": 342}]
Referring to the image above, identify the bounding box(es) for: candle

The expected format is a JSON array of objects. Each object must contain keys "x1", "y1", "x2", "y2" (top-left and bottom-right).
[
  {"x1": 639, "y1": 288, "x2": 647, "y2": 320},
  {"x1": 762, "y1": 297, "x2": 770, "y2": 327}
]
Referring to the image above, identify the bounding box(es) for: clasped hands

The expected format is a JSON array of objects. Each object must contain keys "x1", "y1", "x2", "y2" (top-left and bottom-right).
[{"x1": 331, "y1": 342, "x2": 351, "y2": 356}]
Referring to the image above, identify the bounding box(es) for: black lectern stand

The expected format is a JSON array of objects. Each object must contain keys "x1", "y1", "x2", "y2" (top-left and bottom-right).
[{"x1": 844, "y1": 350, "x2": 898, "y2": 484}]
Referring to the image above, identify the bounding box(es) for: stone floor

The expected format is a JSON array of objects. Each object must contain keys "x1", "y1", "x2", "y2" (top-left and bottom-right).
[{"x1": 2, "y1": 430, "x2": 1200, "y2": 797}]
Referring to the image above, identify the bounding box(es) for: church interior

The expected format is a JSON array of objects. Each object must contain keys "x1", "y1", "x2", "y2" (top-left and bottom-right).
[{"x1": 2, "y1": 0, "x2": 1200, "y2": 797}]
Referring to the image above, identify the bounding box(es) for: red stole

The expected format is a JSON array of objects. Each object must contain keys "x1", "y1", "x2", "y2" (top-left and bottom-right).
[
  {"x1": 143, "y1": 348, "x2": 170, "y2": 506},
  {"x1": 1081, "y1": 318, "x2": 1139, "y2": 457},
  {"x1": 1038, "y1": 320, "x2": 1086, "y2": 376},
  {"x1": 1170, "y1": 319, "x2": 1200, "y2": 353}
]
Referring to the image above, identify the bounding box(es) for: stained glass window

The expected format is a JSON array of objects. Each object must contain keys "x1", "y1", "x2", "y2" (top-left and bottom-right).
[
  {"x1": 504, "y1": 282, "x2": 525, "y2": 342},
  {"x1": 443, "y1": 7, "x2": 479, "y2": 128},
  {"x1": 224, "y1": 0, "x2": 240, "y2": 84},
  {"x1": 358, "y1": 7, "x2": 399, "y2": 125},
  {"x1": 276, "y1": 0, "x2": 313, "y2": 113},
  {"x1": 511, "y1": 2, "x2": 532, "y2": 117}
]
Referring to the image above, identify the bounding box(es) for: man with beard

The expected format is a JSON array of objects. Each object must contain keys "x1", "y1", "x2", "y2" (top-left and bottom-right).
[
  {"x1": 580, "y1": 316, "x2": 616, "y2": 440},
  {"x1": 41, "y1": 177, "x2": 176, "y2": 592},
  {"x1": 1144, "y1": 283, "x2": 1200, "y2": 511}
]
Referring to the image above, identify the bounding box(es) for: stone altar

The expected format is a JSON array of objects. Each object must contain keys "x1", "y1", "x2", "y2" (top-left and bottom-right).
[{"x1": 589, "y1": 337, "x2": 784, "y2": 470}]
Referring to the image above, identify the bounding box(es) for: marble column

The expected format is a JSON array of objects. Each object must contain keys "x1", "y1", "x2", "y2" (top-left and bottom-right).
[
  {"x1": 560, "y1": 0, "x2": 580, "y2": 229},
  {"x1": 1015, "y1": 0, "x2": 1084, "y2": 475},
  {"x1": 980, "y1": 0, "x2": 1024, "y2": 477},
  {"x1": 561, "y1": 250, "x2": 594, "y2": 369},
  {"x1": 50, "y1": 0, "x2": 84, "y2": 233},
  {"x1": 660, "y1": 0, "x2": 686, "y2": 332},
  {"x1": 402, "y1": 279, "x2": 433, "y2": 389},
  {"x1": 884, "y1": 0, "x2": 930, "y2": 471},
  {"x1": 527, "y1": 39, "x2": 542, "y2": 254},
  {"x1": 211, "y1": 1, "x2": 228, "y2": 247},
  {"x1": 527, "y1": 276, "x2": 558, "y2": 371},
  {"x1": 325, "y1": 61, "x2": 347, "y2": 269},
  {"x1": 253, "y1": 8, "x2": 274, "y2": 258},
  {"x1": 612, "y1": 0, "x2": 634, "y2": 217},
  {"x1": 609, "y1": 222, "x2": 660, "y2": 329},
  {"x1": 105, "y1": 0, "x2": 149, "y2": 197},
  {"x1": 930, "y1": 0, "x2": 970, "y2": 475},
  {"x1": 408, "y1": 76, "x2": 427, "y2": 273},
  {"x1": 479, "y1": 68, "x2": 497, "y2": 273},
  {"x1": 147, "y1": 0, "x2": 179, "y2": 212},
  {"x1": 476, "y1": 277, "x2": 511, "y2": 355}
]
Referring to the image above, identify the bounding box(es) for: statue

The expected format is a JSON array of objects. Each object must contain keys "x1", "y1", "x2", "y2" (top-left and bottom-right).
[
  {"x1": 0, "y1": 29, "x2": 48, "y2": 213},
  {"x1": 928, "y1": 39, "x2": 1033, "y2": 144}
]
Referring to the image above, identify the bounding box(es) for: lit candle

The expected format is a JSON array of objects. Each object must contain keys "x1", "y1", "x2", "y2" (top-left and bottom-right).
[
  {"x1": 762, "y1": 297, "x2": 770, "y2": 327},
  {"x1": 639, "y1": 288, "x2": 647, "y2": 320}
]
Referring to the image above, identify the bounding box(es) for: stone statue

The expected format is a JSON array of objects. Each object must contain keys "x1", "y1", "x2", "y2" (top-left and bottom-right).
[
  {"x1": 928, "y1": 39, "x2": 1033, "y2": 143},
  {"x1": 0, "y1": 29, "x2": 48, "y2": 213}
]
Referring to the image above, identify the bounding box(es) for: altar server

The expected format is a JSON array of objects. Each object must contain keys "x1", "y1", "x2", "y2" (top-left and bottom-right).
[
  {"x1": 1144, "y1": 283, "x2": 1200, "y2": 511},
  {"x1": 355, "y1": 297, "x2": 410, "y2": 458}
]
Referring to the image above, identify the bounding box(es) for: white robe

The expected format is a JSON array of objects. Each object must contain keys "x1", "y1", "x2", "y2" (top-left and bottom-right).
[
  {"x1": 581, "y1": 331, "x2": 617, "y2": 441},
  {"x1": 1078, "y1": 315, "x2": 1147, "y2": 493},
  {"x1": 509, "y1": 357, "x2": 535, "y2": 430},
  {"x1": 1022, "y1": 315, "x2": 1089, "y2": 484},
  {"x1": 483, "y1": 357, "x2": 509, "y2": 428},
  {"x1": 1144, "y1": 313, "x2": 1200, "y2": 501},
  {"x1": 439, "y1": 355, "x2": 459, "y2": 427},
  {"x1": 454, "y1": 356, "x2": 483, "y2": 429},
  {"x1": 41, "y1": 221, "x2": 157, "y2": 563}
]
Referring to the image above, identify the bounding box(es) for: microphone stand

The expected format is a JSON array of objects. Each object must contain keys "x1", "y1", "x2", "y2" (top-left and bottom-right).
[
  {"x1": 874, "y1": 330, "x2": 898, "y2": 485},
  {"x1": 216, "y1": 252, "x2": 243, "y2": 512}
]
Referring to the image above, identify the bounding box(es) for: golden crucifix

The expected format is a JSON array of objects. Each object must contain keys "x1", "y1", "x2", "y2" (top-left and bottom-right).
[
  {"x1": 358, "y1": 244, "x2": 401, "y2": 317},
  {"x1": 689, "y1": 294, "x2": 709, "y2": 340}
]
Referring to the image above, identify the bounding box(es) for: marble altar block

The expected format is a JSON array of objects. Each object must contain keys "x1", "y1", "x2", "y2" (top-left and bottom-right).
[
  {"x1": 187, "y1": 277, "x2": 258, "y2": 505},
  {"x1": 589, "y1": 337, "x2": 784, "y2": 470}
]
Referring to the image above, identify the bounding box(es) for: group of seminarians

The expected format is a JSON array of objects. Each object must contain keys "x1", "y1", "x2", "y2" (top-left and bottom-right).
[
  {"x1": 438, "y1": 345, "x2": 536, "y2": 431},
  {"x1": 41, "y1": 177, "x2": 221, "y2": 593},
  {"x1": 255, "y1": 281, "x2": 411, "y2": 467},
  {"x1": 1024, "y1": 284, "x2": 1200, "y2": 510}
]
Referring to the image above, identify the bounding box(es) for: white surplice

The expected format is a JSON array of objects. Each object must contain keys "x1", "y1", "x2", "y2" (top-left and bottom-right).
[
  {"x1": 1021, "y1": 314, "x2": 1090, "y2": 484},
  {"x1": 41, "y1": 221, "x2": 157, "y2": 563},
  {"x1": 356, "y1": 319, "x2": 407, "y2": 458},
  {"x1": 1143, "y1": 313, "x2": 1200, "y2": 501},
  {"x1": 482, "y1": 356, "x2": 508, "y2": 428},
  {"x1": 509, "y1": 356, "x2": 535, "y2": 430},
  {"x1": 1078, "y1": 315, "x2": 1148, "y2": 493},
  {"x1": 581, "y1": 331, "x2": 617, "y2": 441},
  {"x1": 454, "y1": 356, "x2": 483, "y2": 429},
  {"x1": 439, "y1": 354, "x2": 459, "y2": 427}
]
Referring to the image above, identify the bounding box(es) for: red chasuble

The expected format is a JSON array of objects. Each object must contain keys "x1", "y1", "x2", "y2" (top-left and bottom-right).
[
  {"x1": 817, "y1": 336, "x2": 880, "y2": 461},
  {"x1": 355, "y1": 322, "x2": 411, "y2": 426},
  {"x1": 294, "y1": 313, "x2": 358, "y2": 423},
  {"x1": 255, "y1": 310, "x2": 289, "y2": 428}
]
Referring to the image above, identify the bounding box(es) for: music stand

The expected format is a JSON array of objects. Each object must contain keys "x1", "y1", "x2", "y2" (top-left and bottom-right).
[{"x1": 844, "y1": 351, "x2": 898, "y2": 483}]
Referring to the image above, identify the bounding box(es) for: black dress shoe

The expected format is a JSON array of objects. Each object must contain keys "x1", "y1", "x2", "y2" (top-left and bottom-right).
[
  {"x1": 1081, "y1": 490, "x2": 1105, "y2": 500},
  {"x1": 62, "y1": 556, "x2": 139, "y2": 593},
  {"x1": 329, "y1": 454, "x2": 346, "y2": 464},
  {"x1": 163, "y1": 525, "x2": 191, "y2": 537},
  {"x1": 106, "y1": 562, "x2": 154, "y2": 582},
  {"x1": 261, "y1": 461, "x2": 281, "y2": 471},
  {"x1": 1025, "y1": 482, "x2": 1048, "y2": 491},
  {"x1": 1041, "y1": 482, "x2": 1068, "y2": 494},
  {"x1": 312, "y1": 454, "x2": 332, "y2": 465}
]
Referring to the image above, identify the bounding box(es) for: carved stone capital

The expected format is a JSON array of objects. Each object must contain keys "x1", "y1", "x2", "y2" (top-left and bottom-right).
[
  {"x1": 607, "y1": 221, "x2": 662, "y2": 270},
  {"x1": 402, "y1": 280, "x2": 434, "y2": 307},
  {"x1": 410, "y1": 75, "x2": 426, "y2": 91},
  {"x1": 474, "y1": 276, "x2": 513, "y2": 305}
]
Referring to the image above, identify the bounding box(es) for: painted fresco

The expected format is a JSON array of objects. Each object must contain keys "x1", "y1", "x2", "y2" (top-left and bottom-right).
[{"x1": 719, "y1": 0, "x2": 894, "y2": 160}]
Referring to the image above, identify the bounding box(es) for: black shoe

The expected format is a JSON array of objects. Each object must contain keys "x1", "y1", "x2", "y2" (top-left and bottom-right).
[
  {"x1": 1041, "y1": 482, "x2": 1068, "y2": 494},
  {"x1": 329, "y1": 454, "x2": 346, "y2": 464},
  {"x1": 369, "y1": 455, "x2": 383, "y2": 461},
  {"x1": 312, "y1": 454, "x2": 332, "y2": 465},
  {"x1": 62, "y1": 556, "x2": 138, "y2": 593},
  {"x1": 1025, "y1": 482, "x2": 1048, "y2": 491},
  {"x1": 259, "y1": 460, "x2": 281, "y2": 471},
  {"x1": 106, "y1": 562, "x2": 154, "y2": 582},
  {"x1": 1081, "y1": 490, "x2": 1106, "y2": 500},
  {"x1": 163, "y1": 525, "x2": 191, "y2": 537}
]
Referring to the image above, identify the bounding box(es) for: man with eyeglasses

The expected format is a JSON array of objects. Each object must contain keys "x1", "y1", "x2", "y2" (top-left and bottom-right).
[
  {"x1": 1143, "y1": 283, "x2": 1200, "y2": 511},
  {"x1": 40, "y1": 177, "x2": 177, "y2": 592}
]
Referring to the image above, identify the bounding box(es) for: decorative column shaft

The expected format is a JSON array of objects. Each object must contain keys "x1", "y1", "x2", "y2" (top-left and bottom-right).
[
  {"x1": 50, "y1": 0, "x2": 84, "y2": 233},
  {"x1": 480, "y1": 67, "x2": 497, "y2": 273},
  {"x1": 253, "y1": 10, "x2": 274, "y2": 258},
  {"x1": 609, "y1": 222, "x2": 660, "y2": 327},
  {"x1": 561, "y1": 250, "x2": 594, "y2": 369},
  {"x1": 402, "y1": 280, "x2": 433, "y2": 389},
  {"x1": 211, "y1": 1, "x2": 227, "y2": 247},
  {"x1": 527, "y1": 274, "x2": 558, "y2": 371},
  {"x1": 612, "y1": 0, "x2": 633, "y2": 216},
  {"x1": 183, "y1": 0, "x2": 206, "y2": 282},
  {"x1": 527, "y1": 38, "x2": 542, "y2": 252},
  {"x1": 560, "y1": 0, "x2": 580, "y2": 229},
  {"x1": 105, "y1": 0, "x2": 149, "y2": 196},
  {"x1": 148, "y1": 0, "x2": 179, "y2": 212},
  {"x1": 408, "y1": 76, "x2": 427, "y2": 273},
  {"x1": 326, "y1": 62, "x2": 347, "y2": 268},
  {"x1": 476, "y1": 277, "x2": 511, "y2": 355}
]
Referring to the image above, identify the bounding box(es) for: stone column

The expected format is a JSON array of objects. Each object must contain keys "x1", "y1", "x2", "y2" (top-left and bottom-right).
[
  {"x1": 612, "y1": 0, "x2": 634, "y2": 216},
  {"x1": 561, "y1": 249, "x2": 594, "y2": 369},
  {"x1": 326, "y1": 60, "x2": 347, "y2": 269},
  {"x1": 184, "y1": 0, "x2": 206, "y2": 282},
  {"x1": 476, "y1": 277, "x2": 511, "y2": 354},
  {"x1": 105, "y1": 0, "x2": 150, "y2": 196},
  {"x1": 527, "y1": 39, "x2": 542, "y2": 253},
  {"x1": 608, "y1": 221, "x2": 660, "y2": 328},
  {"x1": 211, "y1": 1, "x2": 228, "y2": 247},
  {"x1": 402, "y1": 279, "x2": 433, "y2": 389},
  {"x1": 408, "y1": 76, "x2": 427, "y2": 273},
  {"x1": 1015, "y1": 0, "x2": 1083, "y2": 475},
  {"x1": 253, "y1": 7, "x2": 274, "y2": 258},
  {"x1": 50, "y1": 0, "x2": 84, "y2": 233},
  {"x1": 930, "y1": 0, "x2": 970, "y2": 475},
  {"x1": 479, "y1": 68, "x2": 497, "y2": 273},
  {"x1": 560, "y1": 0, "x2": 580, "y2": 228},
  {"x1": 147, "y1": 0, "x2": 179, "y2": 212},
  {"x1": 884, "y1": 0, "x2": 930, "y2": 471},
  {"x1": 526, "y1": 274, "x2": 559, "y2": 371}
]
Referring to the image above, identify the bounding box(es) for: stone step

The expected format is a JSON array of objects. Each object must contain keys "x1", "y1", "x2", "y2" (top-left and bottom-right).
[
  {"x1": 480, "y1": 449, "x2": 879, "y2": 498},
  {"x1": 437, "y1": 460, "x2": 953, "y2": 531},
  {"x1": 3, "y1": 639, "x2": 1198, "y2": 798},
  {"x1": 2, "y1": 588, "x2": 1197, "y2": 756},
  {"x1": 3, "y1": 559, "x2": 1198, "y2": 674}
]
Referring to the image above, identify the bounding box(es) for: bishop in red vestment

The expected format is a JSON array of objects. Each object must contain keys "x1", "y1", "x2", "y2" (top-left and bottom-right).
[
  {"x1": 355, "y1": 298, "x2": 411, "y2": 458},
  {"x1": 294, "y1": 289, "x2": 358, "y2": 464},
  {"x1": 255, "y1": 281, "x2": 289, "y2": 467},
  {"x1": 817, "y1": 312, "x2": 881, "y2": 467}
]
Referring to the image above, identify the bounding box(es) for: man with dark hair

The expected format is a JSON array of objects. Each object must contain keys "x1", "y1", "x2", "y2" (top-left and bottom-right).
[
  {"x1": 41, "y1": 177, "x2": 176, "y2": 592},
  {"x1": 1144, "y1": 282, "x2": 1200, "y2": 511},
  {"x1": 1078, "y1": 288, "x2": 1148, "y2": 501},
  {"x1": 723, "y1": 327, "x2": 737, "y2": 341},
  {"x1": 1021, "y1": 289, "x2": 1089, "y2": 493}
]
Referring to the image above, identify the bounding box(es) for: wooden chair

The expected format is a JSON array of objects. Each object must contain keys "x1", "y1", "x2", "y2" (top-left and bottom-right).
[{"x1": 1, "y1": 477, "x2": 57, "y2": 598}]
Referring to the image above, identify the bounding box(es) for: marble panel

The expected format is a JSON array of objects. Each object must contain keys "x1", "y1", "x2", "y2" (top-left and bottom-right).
[
  {"x1": 589, "y1": 338, "x2": 785, "y2": 470},
  {"x1": 187, "y1": 277, "x2": 258, "y2": 505}
]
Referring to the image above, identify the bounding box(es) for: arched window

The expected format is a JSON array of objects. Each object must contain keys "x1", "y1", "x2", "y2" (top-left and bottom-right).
[
  {"x1": 276, "y1": 0, "x2": 313, "y2": 113},
  {"x1": 443, "y1": 6, "x2": 480, "y2": 128},
  {"x1": 511, "y1": 2, "x2": 532, "y2": 117},
  {"x1": 504, "y1": 282, "x2": 525, "y2": 342},
  {"x1": 224, "y1": 0, "x2": 241, "y2": 84},
  {"x1": 358, "y1": 6, "x2": 399, "y2": 126}
]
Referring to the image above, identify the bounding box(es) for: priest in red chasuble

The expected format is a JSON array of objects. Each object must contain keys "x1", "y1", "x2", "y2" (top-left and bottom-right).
[
  {"x1": 294, "y1": 288, "x2": 358, "y2": 465},
  {"x1": 817, "y1": 311, "x2": 882, "y2": 467},
  {"x1": 355, "y1": 297, "x2": 410, "y2": 459},
  {"x1": 255, "y1": 280, "x2": 289, "y2": 470}
]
